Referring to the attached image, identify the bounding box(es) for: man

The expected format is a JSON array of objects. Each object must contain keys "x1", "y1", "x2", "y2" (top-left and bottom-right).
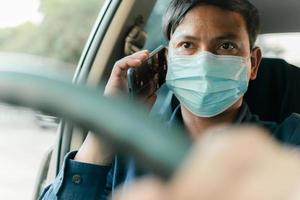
[{"x1": 40, "y1": 0, "x2": 300, "y2": 199}]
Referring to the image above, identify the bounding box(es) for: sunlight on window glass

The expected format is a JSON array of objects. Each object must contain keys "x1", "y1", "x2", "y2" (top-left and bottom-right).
[{"x1": 0, "y1": 0, "x2": 42, "y2": 28}]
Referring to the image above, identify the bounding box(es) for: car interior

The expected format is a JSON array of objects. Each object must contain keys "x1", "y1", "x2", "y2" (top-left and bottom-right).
[
  {"x1": 35, "y1": 0, "x2": 300, "y2": 198},
  {"x1": 0, "y1": 0, "x2": 300, "y2": 199}
]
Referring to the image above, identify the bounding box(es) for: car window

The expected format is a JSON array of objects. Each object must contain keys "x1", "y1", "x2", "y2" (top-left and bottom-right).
[
  {"x1": 0, "y1": 0, "x2": 105, "y2": 199},
  {"x1": 257, "y1": 33, "x2": 300, "y2": 66}
]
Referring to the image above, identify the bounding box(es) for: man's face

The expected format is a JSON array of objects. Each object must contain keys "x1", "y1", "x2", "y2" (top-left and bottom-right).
[{"x1": 168, "y1": 5, "x2": 261, "y2": 80}]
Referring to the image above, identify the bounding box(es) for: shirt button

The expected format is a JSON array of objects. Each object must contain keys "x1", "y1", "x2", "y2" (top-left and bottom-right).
[{"x1": 72, "y1": 174, "x2": 82, "y2": 184}]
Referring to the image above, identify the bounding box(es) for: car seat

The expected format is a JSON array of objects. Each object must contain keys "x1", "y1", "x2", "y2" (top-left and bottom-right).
[{"x1": 245, "y1": 58, "x2": 300, "y2": 122}]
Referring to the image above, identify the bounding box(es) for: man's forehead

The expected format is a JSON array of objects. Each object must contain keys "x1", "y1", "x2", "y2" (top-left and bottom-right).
[{"x1": 172, "y1": 29, "x2": 243, "y2": 42}]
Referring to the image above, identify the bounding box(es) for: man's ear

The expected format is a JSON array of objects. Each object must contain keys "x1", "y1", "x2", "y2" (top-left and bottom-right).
[{"x1": 250, "y1": 47, "x2": 262, "y2": 80}]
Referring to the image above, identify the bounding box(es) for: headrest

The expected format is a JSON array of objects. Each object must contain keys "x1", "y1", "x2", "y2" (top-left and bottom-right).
[{"x1": 245, "y1": 58, "x2": 300, "y2": 122}]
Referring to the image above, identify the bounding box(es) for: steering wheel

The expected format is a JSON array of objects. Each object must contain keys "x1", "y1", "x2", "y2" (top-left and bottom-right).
[{"x1": 0, "y1": 71, "x2": 190, "y2": 178}]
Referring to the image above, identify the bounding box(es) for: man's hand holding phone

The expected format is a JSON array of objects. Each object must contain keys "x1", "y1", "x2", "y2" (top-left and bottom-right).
[
  {"x1": 105, "y1": 46, "x2": 167, "y2": 107},
  {"x1": 127, "y1": 46, "x2": 167, "y2": 106},
  {"x1": 104, "y1": 50, "x2": 150, "y2": 97}
]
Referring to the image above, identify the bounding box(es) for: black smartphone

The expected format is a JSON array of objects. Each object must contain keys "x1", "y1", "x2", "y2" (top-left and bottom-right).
[{"x1": 127, "y1": 45, "x2": 167, "y2": 100}]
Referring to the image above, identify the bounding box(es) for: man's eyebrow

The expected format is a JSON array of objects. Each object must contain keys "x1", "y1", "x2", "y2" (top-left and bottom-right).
[
  {"x1": 172, "y1": 34, "x2": 201, "y2": 41},
  {"x1": 213, "y1": 33, "x2": 239, "y2": 41},
  {"x1": 172, "y1": 33, "x2": 240, "y2": 42}
]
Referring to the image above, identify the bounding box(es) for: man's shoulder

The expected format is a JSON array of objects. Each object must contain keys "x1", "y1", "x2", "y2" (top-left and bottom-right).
[{"x1": 273, "y1": 113, "x2": 300, "y2": 146}]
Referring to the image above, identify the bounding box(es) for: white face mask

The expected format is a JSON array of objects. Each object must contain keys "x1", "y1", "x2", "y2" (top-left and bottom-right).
[{"x1": 166, "y1": 51, "x2": 250, "y2": 117}]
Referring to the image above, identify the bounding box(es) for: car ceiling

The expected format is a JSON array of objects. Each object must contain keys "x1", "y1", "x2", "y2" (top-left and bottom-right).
[{"x1": 250, "y1": 0, "x2": 300, "y2": 34}]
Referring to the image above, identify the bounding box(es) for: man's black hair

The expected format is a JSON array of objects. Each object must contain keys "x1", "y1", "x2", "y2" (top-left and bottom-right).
[{"x1": 162, "y1": 0, "x2": 261, "y2": 49}]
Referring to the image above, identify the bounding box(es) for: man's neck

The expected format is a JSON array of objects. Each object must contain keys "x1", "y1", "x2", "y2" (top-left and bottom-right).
[{"x1": 181, "y1": 100, "x2": 242, "y2": 139}]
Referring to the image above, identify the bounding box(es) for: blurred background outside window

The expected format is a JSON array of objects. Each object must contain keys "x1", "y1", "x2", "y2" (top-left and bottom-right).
[
  {"x1": 0, "y1": 0, "x2": 104, "y2": 199},
  {"x1": 257, "y1": 33, "x2": 300, "y2": 67}
]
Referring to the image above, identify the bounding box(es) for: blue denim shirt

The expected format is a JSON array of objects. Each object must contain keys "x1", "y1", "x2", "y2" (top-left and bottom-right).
[{"x1": 39, "y1": 103, "x2": 300, "y2": 200}]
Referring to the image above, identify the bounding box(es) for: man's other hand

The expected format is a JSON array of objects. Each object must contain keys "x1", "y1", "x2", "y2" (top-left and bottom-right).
[{"x1": 114, "y1": 126, "x2": 300, "y2": 200}]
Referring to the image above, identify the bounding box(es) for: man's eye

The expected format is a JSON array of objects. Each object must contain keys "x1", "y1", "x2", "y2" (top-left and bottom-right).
[
  {"x1": 181, "y1": 42, "x2": 193, "y2": 49},
  {"x1": 219, "y1": 42, "x2": 235, "y2": 50}
]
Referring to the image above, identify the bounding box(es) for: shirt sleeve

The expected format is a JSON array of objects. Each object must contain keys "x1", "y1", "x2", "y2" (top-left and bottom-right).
[{"x1": 38, "y1": 151, "x2": 112, "y2": 200}]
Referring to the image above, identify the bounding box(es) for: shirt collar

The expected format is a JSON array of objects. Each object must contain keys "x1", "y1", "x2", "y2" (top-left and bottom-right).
[{"x1": 168, "y1": 102, "x2": 252, "y2": 128}]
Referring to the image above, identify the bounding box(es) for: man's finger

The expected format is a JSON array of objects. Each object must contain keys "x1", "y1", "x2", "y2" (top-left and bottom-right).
[{"x1": 112, "y1": 51, "x2": 149, "y2": 76}]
